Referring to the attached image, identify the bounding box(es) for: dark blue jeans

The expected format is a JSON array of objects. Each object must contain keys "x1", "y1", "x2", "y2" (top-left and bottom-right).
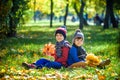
[{"x1": 35, "y1": 58, "x2": 62, "y2": 69}]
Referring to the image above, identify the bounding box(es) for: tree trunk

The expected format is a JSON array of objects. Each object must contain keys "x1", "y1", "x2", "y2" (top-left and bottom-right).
[
  {"x1": 109, "y1": 0, "x2": 118, "y2": 28},
  {"x1": 104, "y1": 0, "x2": 118, "y2": 29},
  {"x1": 83, "y1": 18, "x2": 88, "y2": 26},
  {"x1": 0, "y1": 0, "x2": 12, "y2": 38},
  {"x1": 103, "y1": 6, "x2": 110, "y2": 29},
  {"x1": 73, "y1": 0, "x2": 85, "y2": 30},
  {"x1": 7, "y1": 15, "x2": 17, "y2": 37},
  {"x1": 74, "y1": 3, "x2": 81, "y2": 29},
  {"x1": 34, "y1": 0, "x2": 36, "y2": 23},
  {"x1": 79, "y1": 0, "x2": 85, "y2": 30},
  {"x1": 7, "y1": 2, "x2": 18, "y2": 37},
  {"x1": 64, "y1": 0, "x2": 69, "y2": 26},
  {"x1": 50, "y1": 0, "x2": 53, "y2": 27}
]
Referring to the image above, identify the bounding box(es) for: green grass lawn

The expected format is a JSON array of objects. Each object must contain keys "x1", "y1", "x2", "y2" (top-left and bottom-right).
[{"x1": 0, "y1": 24, "x2": 120, "y2": 80}]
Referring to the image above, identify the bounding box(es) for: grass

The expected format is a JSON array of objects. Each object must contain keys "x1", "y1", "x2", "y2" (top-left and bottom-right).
[{"x1": 0, "y1": 23, "x2": 120, "y2": 80}]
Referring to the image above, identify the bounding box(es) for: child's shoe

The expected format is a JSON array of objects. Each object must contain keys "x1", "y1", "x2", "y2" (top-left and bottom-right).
[
  {"x1": 97, "y1": 58, "x2": 111, "y2": 69},
  {"x1": 22, "y1": 62, "x2": 36, "y2": 69}
]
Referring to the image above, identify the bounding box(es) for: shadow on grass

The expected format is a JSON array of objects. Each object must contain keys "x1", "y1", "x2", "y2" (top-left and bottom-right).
[
  {"x1": 1, "y1": 31, "x2": 55, "y2": 49},
  {"x1": 1, "y1": 25, "x2": 119, "y2": 54}
]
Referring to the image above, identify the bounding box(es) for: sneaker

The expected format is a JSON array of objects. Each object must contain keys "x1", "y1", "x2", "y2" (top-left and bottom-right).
[
  {"x1": 22, "y1": 62, "x2": 36, "y2": 69},
  {"x1": 97, "y1": 58, "x2": 111, "y2": 69}
]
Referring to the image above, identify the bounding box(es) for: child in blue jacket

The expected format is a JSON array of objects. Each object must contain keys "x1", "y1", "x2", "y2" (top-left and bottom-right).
[
  {"x1": 67, "y1": 29, "x2": 110, "y2": 68},
  {"x1": 67, "y1": 29, "x2": 87, "y2": 67}
]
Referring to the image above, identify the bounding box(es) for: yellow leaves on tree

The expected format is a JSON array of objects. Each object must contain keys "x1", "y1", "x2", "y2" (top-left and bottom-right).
[
  {"x1": 86, "y1": 53, "x2": 101, "y2": 67},
  {"x1": 42, "y1": 42, "x2": 55, "y2": 57}
]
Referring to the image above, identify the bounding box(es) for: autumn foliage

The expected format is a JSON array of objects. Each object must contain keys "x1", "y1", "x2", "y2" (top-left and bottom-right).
[
  {"x1": 86, "y1": 53, "x2": 101, "y2": 67},
  {"x1": 42, "y1": 42, "x2": 55, "y2": 57}
]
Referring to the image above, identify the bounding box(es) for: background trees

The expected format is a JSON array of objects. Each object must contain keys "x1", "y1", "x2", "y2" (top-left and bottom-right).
[
  {"x1": 0, "y1": 0, "x2": 119, "y2": 39},
  {"x1": 7, "y1": 0, "x2": 30, "y2": 37},
  {"x1": 0, "y1": 0, "x2": 29, "y2": 38}
]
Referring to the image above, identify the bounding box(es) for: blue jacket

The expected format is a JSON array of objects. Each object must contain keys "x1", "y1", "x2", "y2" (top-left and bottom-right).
[{"x1": 67, "y1": 45, "x2": 87, "y2": 66}]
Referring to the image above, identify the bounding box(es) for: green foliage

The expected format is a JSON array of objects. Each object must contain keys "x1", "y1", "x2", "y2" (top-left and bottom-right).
[{"x1": 20, "y1": 10, "x2": 33, "y2": 24}]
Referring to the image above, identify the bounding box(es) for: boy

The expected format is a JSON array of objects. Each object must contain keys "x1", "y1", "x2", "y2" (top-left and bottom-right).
[
  {"x1": 67, "y1": 29, "x2": 110, "y2": 68},
  {"x1": 22, "y1": 26, "x2": 70, "y2": 69},
  {"x1": 67, "y1": 29, "x2": 87, "y2": 68}
]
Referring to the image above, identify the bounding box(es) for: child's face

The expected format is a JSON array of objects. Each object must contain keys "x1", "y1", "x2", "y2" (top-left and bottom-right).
[
  {"x1": 56, "y1": 33, "x2": 64, "y2": 42},
  {"x1": 74, "y1": 37, "x2": 83, "y2": 46}
]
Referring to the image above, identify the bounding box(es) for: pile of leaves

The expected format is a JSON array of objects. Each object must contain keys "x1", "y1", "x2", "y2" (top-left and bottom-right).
[{"x1": 0, "y1": 67, "x2": 109, "y2": 80}]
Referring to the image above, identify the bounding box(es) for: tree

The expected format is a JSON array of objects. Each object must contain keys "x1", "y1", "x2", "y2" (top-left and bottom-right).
[
  {"x1": 64, "y1": 0, "x2": 69, "y2": 26},
  {"x1": 0, "y1": 0, "x2": 13, "y2": 39},
  {"x1": 73, "y1": 0, "x2": 85, "y2": 29},
  {"x1": 33, "y1": 0, "x2": 36, "y2": 22},
  {"x1": 50, "y1": 0, "x2": 53, "y2": 27},
  {"x1": 7, "y1": 0, "x2": 30, "y2": 37},
  {"x1": 103, "y1": 0, "x2": 118, "y2": 29},
  {"x1": 0, "y1": 0, "x2": 29, "y2": 38}
]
